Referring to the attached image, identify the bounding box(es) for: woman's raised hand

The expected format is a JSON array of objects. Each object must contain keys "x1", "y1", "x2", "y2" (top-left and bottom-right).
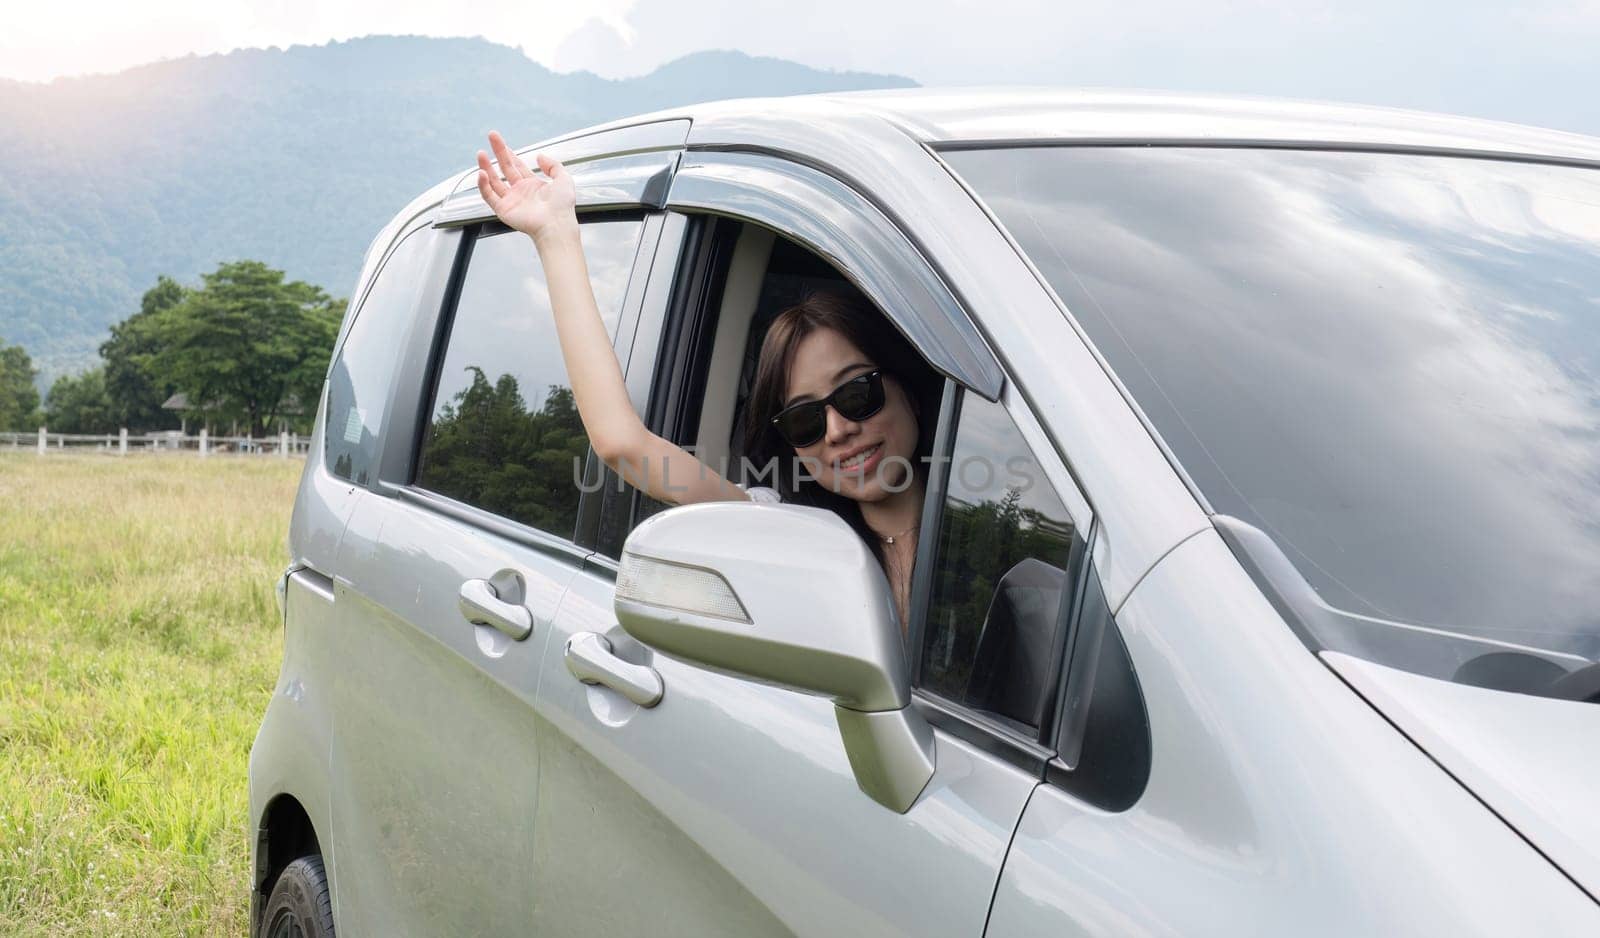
[{"x1": 476, "y1": 130, "x2": 577, "y2": 247}]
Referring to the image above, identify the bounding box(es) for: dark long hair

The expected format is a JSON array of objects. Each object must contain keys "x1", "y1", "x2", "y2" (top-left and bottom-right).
[{"x1": 741, "y1": 288, "x2": 941, "y2": 566}]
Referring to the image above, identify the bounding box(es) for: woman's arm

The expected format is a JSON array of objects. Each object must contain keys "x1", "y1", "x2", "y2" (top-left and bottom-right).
[{"x1": 476, "y1": 132, "x2": 751, "y2": 507}]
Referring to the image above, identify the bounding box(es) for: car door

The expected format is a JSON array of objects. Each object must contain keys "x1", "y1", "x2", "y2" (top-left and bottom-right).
[
  {"x1": 324, "y1": 200, "x2": 659, "y2": 935},
  {"x1": 526, "y1": 153, "x2": 1097, "y2": 936}
]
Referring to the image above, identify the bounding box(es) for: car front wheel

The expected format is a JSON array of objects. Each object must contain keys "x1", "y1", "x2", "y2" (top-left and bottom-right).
[{"x1": 262, "y1": 855, "x2": 336, "y2": 937}]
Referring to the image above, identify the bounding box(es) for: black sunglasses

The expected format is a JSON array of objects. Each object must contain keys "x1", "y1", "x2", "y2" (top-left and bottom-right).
[{"x1": 770, "y1": 370, "x2": 887, "y2": 448}]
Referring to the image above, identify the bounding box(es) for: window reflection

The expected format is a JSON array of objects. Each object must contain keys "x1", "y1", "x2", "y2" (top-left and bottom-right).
[
  {"x1": 948, "y1": 146, "x2": 1600, "y2": 667},
  {"x1": 326, "y1": 228, "x2": 434, "y2": 485},
  {"x1": 416, "y1": 221, "x2": 641, "y2": 538}
]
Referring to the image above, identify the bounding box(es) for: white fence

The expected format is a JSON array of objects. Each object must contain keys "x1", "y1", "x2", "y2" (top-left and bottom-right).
[{"x1": 0, "y1": 428, "x2": 308, "y2": 457}]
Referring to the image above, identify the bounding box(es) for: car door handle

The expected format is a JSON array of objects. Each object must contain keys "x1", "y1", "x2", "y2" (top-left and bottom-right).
[
  {"x1": 458, "y1": 578, "x2": 534, "y2": 641},
  {"x1": 564, "y1": 632, "x2": 663, "y2": 708}
]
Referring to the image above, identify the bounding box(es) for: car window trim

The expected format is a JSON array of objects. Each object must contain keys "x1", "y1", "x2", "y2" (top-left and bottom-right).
[
  {"x1": 580, "y1": 550, "x2": 621, "y2": 582},
  {"x1": 906, "y1": 379, "x2": 962, "y2": 688},
  {"x1": 332, "y1": 200, "x2": 446, "y2": 356},
  {"x1": 1043, "y1": 561, "x2": 1153, "y2": 811},
  {"x1": 583, "y1": 212, "x2": 695, "y2": 558},
  {"x1": 1000, "y1": 379, "x2": 1093, "y2": 533},
  {"x1": 910, "y1": 381, "x2": 1096, "y2": 747},
  {"x1": 394, "y1": 485, "x2": 593, "y2": 567},
  {"x1": 330, "y1": 219, "x2": 433, "y2": 366},
  {"x1": 366, "y1": 225, "x2": 466, "y2": 496},
  {"x1": 930, "y1": 136, "x2": 1600, "y2": 173},
  {"x1": 435, "y1": 150, "x2": 680, "y2": 228},
  {"x1": 325, "y1": 222, "x2": 460, "y2": 494},
  {"x1": 438, "y1": 119, "x2": 691, "y2": 202},
  {"x1": 667, "y1": 149, "x2": 1005, "y2": 401},
  {"x1": 1049, "y1": 519, "x2": 1100, "y2": 759},
  {"x1": 378, "y1": 222, "x2": 478, "y2": 498},
  {"x1": 574, "y1": 212, "x2": 667, "y2": 550},
  {"x1": 640, "y1": 215, "x2": 732, "y2": 455},
  {"x1": 623, "y1": 213, "x2": 693, "y2": 417},
  {"x1": 911, "y1": 690, "x2": 1053, "y2": 779},
  {"x1": 588, "y1": 212, "x2": 724, "y2": 558}
]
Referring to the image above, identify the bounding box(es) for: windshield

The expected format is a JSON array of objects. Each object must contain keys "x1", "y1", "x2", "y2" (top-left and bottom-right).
[{"x1": 946, "y1": 145, "x2": 1600, "y2": 698}]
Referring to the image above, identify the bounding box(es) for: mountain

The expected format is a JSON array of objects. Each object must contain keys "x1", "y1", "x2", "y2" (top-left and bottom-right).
[{"x1": 0, "y1": 36, "x2": 916, "y2": 381}]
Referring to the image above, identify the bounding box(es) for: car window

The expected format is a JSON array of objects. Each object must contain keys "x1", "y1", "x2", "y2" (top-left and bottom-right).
[
  {"x1": 946, "y1": 145, "x2": 1600, "y2": 694},
  {"x1": 415, "y1": 219, "x2": 643, "y2": 538},
  {"x1": 325, "y1": 227, "x2": 435, "y2": 486},
  {"x1": 919, "y1": 391, "x2": 1079, "y2": 734}
]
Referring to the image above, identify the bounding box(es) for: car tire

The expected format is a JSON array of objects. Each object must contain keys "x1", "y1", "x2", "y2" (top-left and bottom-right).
[{"x1": 261, "y1": 855, "x2": 336, "y2": 937}]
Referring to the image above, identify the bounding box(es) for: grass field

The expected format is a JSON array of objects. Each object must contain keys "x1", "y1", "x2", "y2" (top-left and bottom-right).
[{"x1": 0, "y1": 452, "x2": 301, "y2": 936}]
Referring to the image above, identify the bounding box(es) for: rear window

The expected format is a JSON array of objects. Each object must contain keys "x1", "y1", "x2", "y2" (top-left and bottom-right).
[
  {"x1": 325, "y1": 227, "x2": 434, "y2": 485},
  {"x1": 946, "y1": 146, "x2": 1600, "y2": 692}
]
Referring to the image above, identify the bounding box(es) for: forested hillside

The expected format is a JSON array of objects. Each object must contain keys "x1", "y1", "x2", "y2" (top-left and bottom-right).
[{"x1": 0, "y1": 36, "x2": 914, "y2": 380}]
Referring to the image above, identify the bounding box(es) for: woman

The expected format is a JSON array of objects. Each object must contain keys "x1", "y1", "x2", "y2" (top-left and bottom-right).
[{"x1": 475, "y1": 132, "x2": 938, "y2": 632}]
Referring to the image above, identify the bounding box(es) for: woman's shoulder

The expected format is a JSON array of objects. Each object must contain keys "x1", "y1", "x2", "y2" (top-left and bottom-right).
[{"x1": 737, "y1": 483, "x2": 784, "y2": 504}]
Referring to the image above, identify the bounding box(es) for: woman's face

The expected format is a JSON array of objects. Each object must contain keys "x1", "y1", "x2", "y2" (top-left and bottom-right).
[{"x1": 783, "y1": 326, "x2": 920, "y2": 502}]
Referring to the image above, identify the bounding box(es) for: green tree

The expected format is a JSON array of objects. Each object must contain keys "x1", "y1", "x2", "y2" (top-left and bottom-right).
[
  {"x1": 418, "y1": 369, "x2": 590, "y2": 535},
  {"x1": 924, "y1": 485, "x2": 1076, "y2": 694},
  {"x1": 147, "y1": 261, "x2": 343, "y2": 434},
  {"x1": 99, "y1": 275, "x2": 188, "y2": 431},
  {"x1": 0, "y1": 341, "x2": 41, "y2": 431},
  {"x1": 45, "y1": 367, "x2": 117, "y2": 434}
]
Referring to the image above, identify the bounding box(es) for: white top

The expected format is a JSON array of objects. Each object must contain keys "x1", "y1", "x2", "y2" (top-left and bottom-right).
[{"x1": 739, "y1": 483, "x2": 784, "y2": 505}]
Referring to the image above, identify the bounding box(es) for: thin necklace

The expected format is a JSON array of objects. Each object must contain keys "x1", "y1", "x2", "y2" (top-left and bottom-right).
[{"x1": 876, "y1": 523, "x2": 919, "y2": 545}]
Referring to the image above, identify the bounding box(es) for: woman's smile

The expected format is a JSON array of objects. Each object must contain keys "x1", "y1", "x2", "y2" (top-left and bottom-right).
[{"x1": 837, "y1": 441, "x2": 883, "y2": 474}]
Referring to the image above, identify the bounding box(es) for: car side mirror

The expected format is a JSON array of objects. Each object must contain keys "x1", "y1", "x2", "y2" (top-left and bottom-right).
[{"x1": 613, "y1": 501, "x2": 935, "y2": 813}]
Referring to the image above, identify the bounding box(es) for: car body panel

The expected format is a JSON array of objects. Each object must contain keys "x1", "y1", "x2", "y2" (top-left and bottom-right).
[
  {"x1": 322, "y1": 489, "x2": 577, "y2": 936},
  {"x1": 301, "y1": 159, "x2": 659, "y2": 935},
  {"x1": 247, "y1": 567, "x2": 338, "y2": 928},
  {"x1": 256, "y1": 394, "x2": 352, "y2": 924},
  {"x1": 285, "y1": 389, "x2": 365, "y2": 576},
  {"x1": 529, "y1": 564, "x2": 1040, "y2": 937},
  {"x1": 1326, "y1": 652, "x2": 1600, "y2": 900},
  {"x1": 986, "y1": 529, "x2": 1600, "y2": 936}
]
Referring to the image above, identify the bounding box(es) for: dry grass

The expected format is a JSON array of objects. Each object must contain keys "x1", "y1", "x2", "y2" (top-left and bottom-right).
[{"x1": 0, "y1": 452, "x2": 300, "y2": 936}]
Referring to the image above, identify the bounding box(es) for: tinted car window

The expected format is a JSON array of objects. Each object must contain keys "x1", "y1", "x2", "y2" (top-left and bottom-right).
[
  {"x1": 947, "y1": 146, "x2": 1600, "y2": 692},
  {"x1": 325, "y1": 227, "x2": 434, "y2": 485},
  {"x1": 920, "y1": 391, "x2": 1078, "y2": 732},
  {"x1": 416, "y1": 220, "x2": 642, "y2": 538}
]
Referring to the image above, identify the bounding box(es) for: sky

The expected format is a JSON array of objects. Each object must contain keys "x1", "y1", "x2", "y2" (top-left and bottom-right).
[{"x1": 4, "y1": 0, "x2": 1600, "y2": 135}]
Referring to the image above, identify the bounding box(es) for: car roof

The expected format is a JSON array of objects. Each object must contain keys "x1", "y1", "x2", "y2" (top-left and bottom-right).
[
  {"x1": 392, "y1": 87, "x2": 1600, "y2": 292},
  {"x1": 622, "y1": 86, "x2": 1600, "y2": 168}
]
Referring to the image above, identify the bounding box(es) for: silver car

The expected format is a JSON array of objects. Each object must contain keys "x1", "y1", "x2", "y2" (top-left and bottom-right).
[{"x1": 249, "y1": 89, "x2": 1600, "y2": 937}]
